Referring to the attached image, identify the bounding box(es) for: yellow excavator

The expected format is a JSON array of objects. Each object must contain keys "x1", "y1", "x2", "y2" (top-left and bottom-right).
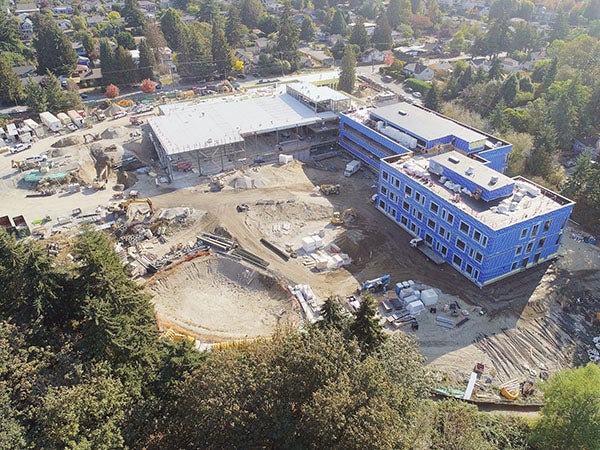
[
  {"x1": 110, "y1": 198, "x2": 154, "y2": 214},
  {"x1": 331, "y1": 208, "x2": 356, "y2": 225}
]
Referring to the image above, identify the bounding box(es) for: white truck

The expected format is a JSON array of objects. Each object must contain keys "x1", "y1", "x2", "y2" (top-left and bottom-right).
[
  {"x1": 67, "y1": 110, "x2": 84, "y2": 128},
  {"x1": 344, "y1": 160, "x2": 361, "y2": 177},
  {"x1": 39, "y1": 112, "x2": 63, "y2": 132}
]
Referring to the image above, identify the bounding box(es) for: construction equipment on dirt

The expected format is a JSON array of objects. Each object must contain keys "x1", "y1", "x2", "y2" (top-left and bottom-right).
[
  {"x1": 92, "y1": 177, "x2": 107, "y2": 190},
  {"x1": 83, "y1": 133, "x2": 102, "y2": 143},
  {"x1": 162, "y1": 328, "x2": 195, "y2": 344},
  {"x1": 116, "y1": 198, "x2": 154, "y2": 214},
  {"x1": 318, "y1": 184, "x2": 340, "y2": 195},
  {"x1": 12, "y1": 159, "x2": 40, "y2": 172},
  {"x1": 331, "y1": 208, "x2": 356, "y2": 225},
  {"x1": 500, "y1": 379, "x2": 520, "y2": 401},
  {"x1": 361, "y1": 274, "x2": 391, "y2": 293},
  {"x1": 129, "y1": 117, "x2": 144, "y2": 126},
  {"x1": 236, "y1": 203, "x2": 250, "y2": 212},
  {"x1": 209, "y1": 176, "x2": 224, "y2": 192}
]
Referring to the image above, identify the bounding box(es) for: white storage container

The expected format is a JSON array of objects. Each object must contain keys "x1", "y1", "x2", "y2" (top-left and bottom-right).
[
  {"x1": 420, "y1": 289, "x2": 439, "y2": 306},
  {"x1": 407, "y1": 300, "x2": 425, "y2": 315}
]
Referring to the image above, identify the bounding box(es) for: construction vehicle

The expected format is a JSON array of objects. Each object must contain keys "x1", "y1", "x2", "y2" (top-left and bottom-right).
[
  {"x1": 12, "y1": 159, "x2": 41, "y2": 172},
  {"x1": 162, "y1": 328, "x2": 195, "y2": 344},
  {"x1": 318, "y1": 184, "x2": 340, "y2": 195},
  {"x1": 361, "y1": 275, "x2": 391, "y2": 293},
  {"x1": 83, "y1": 133, "x2": 102, "y2": 143},
  {"x1": 344, "y1": 160, "x2": 361, "y2": 177},
  {"x1": 92, "y1": 177, "x2": 107, "y2": 190},
  {"x1": 117, "y1": 198, "x2": 154, "y2": 213},
  {"x1": 236, "y1": 203, "x2": 250, "y2": 212},
  {"x1": 209, "y1": 176, "x2": 224, "y2": 192},
  {"x1": 331, "y1": 208, "x2": 356, "y2": 225},
  {"x1": 130, "y1": 117, "x2": 144, "y2": 126}
]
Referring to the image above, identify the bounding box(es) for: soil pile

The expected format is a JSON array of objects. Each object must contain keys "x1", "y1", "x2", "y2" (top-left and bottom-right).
[
  {"x1": 51, "y1": 136, "x2": 82, "y2": 147},
  {"x1": 102, "y1": 127, "x2": 128, "y2": 140}
]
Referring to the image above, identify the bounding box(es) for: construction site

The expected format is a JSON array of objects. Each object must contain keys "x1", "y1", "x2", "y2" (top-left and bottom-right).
[{"x1": 2, "y1": 81, "x2": 600, "y2": 409}]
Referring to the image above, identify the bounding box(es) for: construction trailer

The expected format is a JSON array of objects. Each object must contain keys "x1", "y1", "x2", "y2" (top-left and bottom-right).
[
  {"x1": 56, "y1": 112, "x2": 72, "y2": 127},
  {"x1": 39, "y1": 112, "x2": 62, "y2": 132},
  {"x1": 23, "y1": 119, "x2": 45, "y2": 138}
]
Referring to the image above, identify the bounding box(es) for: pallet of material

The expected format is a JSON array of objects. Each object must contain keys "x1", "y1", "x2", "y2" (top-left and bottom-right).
[
  {"x1": 456, "y1": 317, "x2": 470, "y2": 328},
  {"x1": 436, "y1": 316, "x2": 455, "y2": 325},
  {"x1": 436, "y1": 321, "x2": 455, "y2": 329}
]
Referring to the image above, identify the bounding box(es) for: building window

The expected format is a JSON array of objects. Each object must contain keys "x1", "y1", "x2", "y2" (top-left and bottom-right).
[
  {"x1": 410, "y1": 222, "x2": 416, "y2": 233},
  {"x1": 538, "y1": 238, "x2": 546, "y2": 249},
  {"x1": 511, "y1": 262, "x2": 518, "y2": 271},
  {"x1": 430, "y1": 202, "x2": 439, "y2": 214},
  {"x1": 481, "y1": 236, "x2": 488, "y2": 247},
  {"x1": 456, "y1": 238, "x2": 466, "y2": 251},
  {"x1": 400, "y1": 215, "x2": 408, "y2": 226},
  {"x1": 526, "y1": 242, "x2": 533, "y2": 253},
  {"x1": 415, "y1": 192, "x2": 421, "y2": 203},
  {"x1": 381, "y1": 186, "x2": 387, "y2": 195},
  {"x1": 441, "y1": 245, "x2": 448, "y2": 256},
  {"x1": 416, "y1": 210, "x2": 423, "y2": 221},
  {"x1": 382, "y1": 171, "x2": 389, "y2": 181},
  {"x1": 473, "y1": 269, "x2": 479, "y2": 279},
  {"x1": 534, "y1": 252, "x2": 541, "y2": 263},
  {"x1": 473, "y1": 229, "x2": 482, "y2": 242},
  {"x1": 459, "y1": 221, "x2": 470, "y2": 235},
  {"x1": 439, "y1": 225, "x2": 446, "y2": 238},
  {"x1": 521, "y1": 228, "x2": 528, "y2": 239},
  {"x1": 515, "y1": 246, "x2": 523, "y2": 256},
  {"x1": 543, "y1": 220, "x2": 552, "y2": 232},
  {"x1": 453, "y1": 254, "x2": 462, "y2": 267},
  {"x1": 425, "y1": 233, "x2": 433, "y2": 245},
  {"x1": 402, "y1": 201, "x2": 410, "y2": 211},
  {"x1": 405, "y1": 185, "x2": 412, "y2": 196},
  {"x1": 394, "y1": 178, "x2": 400, "y2": 188},
  {"x1": 427, "y1": 218, "x2": 436, "y2": 230},
  {"x1": 389, "y1": 192, "x2": 398, "y2": 202},
  {"x1": 555, "y1": 234, "x2": 562, "y2": 245},
  {"x1": 466, "y1": 264, "x2": 473, "y2": 275},
  {"x1": 475, "y1": 252, "x2": 483, "y2": 263},
  {"x1": 532, "y1": 224, "x2": 539, "y2": 237},
  {"x1": 446, "y1": 212, "x2": 454, "y2": 225},
  {"x1": 379, "y1": 199, "x2": 386, "y2": 209},
  {"x1": 522, "y1": 257, "x2": 529, "y2": 267}
]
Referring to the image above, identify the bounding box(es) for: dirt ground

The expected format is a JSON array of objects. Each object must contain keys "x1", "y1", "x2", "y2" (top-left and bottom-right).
[{"x1": 4, "y1": 111, "x2": 600, "y2": 401}]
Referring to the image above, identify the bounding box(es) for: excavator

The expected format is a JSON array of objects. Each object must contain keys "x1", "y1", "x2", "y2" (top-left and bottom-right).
[
  {"x1": 110, "y1": 198, "x2": 154, "y2": 214},
  {"x1": 331, "y1": 208, "x2": 356, "y2": 225}
]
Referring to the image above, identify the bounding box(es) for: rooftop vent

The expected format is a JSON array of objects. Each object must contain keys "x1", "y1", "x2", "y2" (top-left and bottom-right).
[
  {"x1": 466, "y1": 166, "x2": 474, "y2": 176},
  {"x1": 489, "y1": 176, "x2": 498, "y2": 185},
  {"x1": 398, "y1": 110, "x2": 407, "y2": 116},
  {"x1": 448, "y1": 156, "x2": 460, "y2": 164}
]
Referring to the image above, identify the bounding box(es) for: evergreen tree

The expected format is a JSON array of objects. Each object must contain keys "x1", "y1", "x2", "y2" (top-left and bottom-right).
[
  {"x1": 99, "y1": 38, "x2": 116, "y2": 86},
  {"x1": 349, "y1": 16, "x2": 370, "y2": 51},
  {"x1": 33, "y1": 14, "x2": 78, "y2": 77},
  {"x1": 0, "y1": 9, "x2": 22, "y2": 53},
  {"x1": 117, "y1": 31, "x2": 137, "y2": 50},
  {"x1": 23, "y1": 77, "x2": 48, "y2": 113},
  {"x1": 424, "y1": 82, "x2": 440, "y2": 111},
  {"x1": 330, "y1": 9, "x2": 347, "y2": 36},
  {"x1": 488, "y1": 56, "x2": 504, "y2": 80},
  {"x1": 43, "y1": 71, "x2": 71, "y2": 114},
  {"x1": 563, "y1": 149, "x2": 594, "y2": 199},
  {"x1": 349, "y1": 293, "x2": 385, "y2": 354},
  {"x1": 527, "y1": 124, "x2": 557, "y2": 177},
  {"x1": 122, "y1": 0, "x2": 146, "y2": 28},
  {"x1": 177, "y1": 23, "x2": 212, "y2": 82},
  {"x1": 138, "y1": 39, "x2": 156, "y2": 81},
  {"x1": 144, "y1": 21, "x2": 168, "y2": 65},
  {"x1": 160, "y1": 8, "x2": 187, "y2": 51},
  {"x1": 0, "y1": 55, "x2": 23, "y2": 105},
  {"x1": 542, "y1": 57, "x2": 558, "y2": 89},
  {"x1": 338, "y1": 44, "x2": 356, "y2": 94},
  {"x1": 372, "y1": 13, "x2": 392, "y2": 50},
  {"x1": 212, "y1": 17, "x2": 235, "y2": 75},
  {"x1": 300, "y1": 16, "x2": 315, "y2": 42},
  {"x1": 386, "y1": 0, "x2": 411, "y2": 29},
  {"x1": 319, "y1": 296, "x2": 346, "y2": 330},
  {"x1": 501, "y1": 73, "x2": 519, "y2": 104},
  {"x1": 225, "y1": 5, "x2": 247, "y2": 48},
  {"x1": 240, "y1": 0, "x2": 265, "y2": 29},
  {"x1": 277, "y1": 2, "x2": 300, "y2": 70},
  {"x1": 551, "y1": 12, "x2": 568, "y2": 41},
  {"x1": 115, "y1": 46, "x2": 140, "y2": 85},
  {"x1": 330, "y1": 39, "x2": 346, "y2": 60}
]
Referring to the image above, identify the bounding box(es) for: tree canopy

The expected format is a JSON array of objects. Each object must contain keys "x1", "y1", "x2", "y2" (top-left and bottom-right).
[{"x1": 33, "y1": 14, "x2": 78, "y2": 77}]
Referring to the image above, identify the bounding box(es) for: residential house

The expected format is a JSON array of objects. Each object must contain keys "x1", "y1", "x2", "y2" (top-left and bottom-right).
[
  {"x1": 78, "y1": 68, "x2": 103, "y2": 87},
  {"x1": 299, "y1": 47, "x2": 334, "y2": 66},
  {"x1": 19, "y1": 17, "x2": 34, "y2": 41},
  {"x1": 56, "y1": 18, "x2": 72, "y2": 31},
  {"x1": 72, "y1": 42, "x2": 87, "y2": 57},
  {"x1": 52, "y1": 5, "x2": 73, "y2": 14},
  {"x1": 403, "y1": 62, "x2": 434, "y2": 81},
  {"x1": 429, "y1": 60, "x2": 454, "y2": 77},
  {"x1": 501, "y1": 57, "x2": 521, "y2": 73},
  {"x1": 361, "y1": 48, "x2": 392, "y2": 65},
  {"x1": 138, "y1": 0, "x2": 157, "y2": 12},
  {"x1": 14, "y1": 3, "x2": 39, "y2": 14}
]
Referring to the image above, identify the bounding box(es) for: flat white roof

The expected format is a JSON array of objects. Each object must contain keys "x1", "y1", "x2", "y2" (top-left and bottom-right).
[
  {"x1": 149, "y1": 93, "x2": 336, "y2": 155},
  {"x1": 287, "y1": 82, "x2": 349, "y2": 102},
  {"x1": 429, "y1": 151, "x2": 514, "y2": 191},
  {"x1": 371, "y1": 103, "x2": 488, "y2": 144}
]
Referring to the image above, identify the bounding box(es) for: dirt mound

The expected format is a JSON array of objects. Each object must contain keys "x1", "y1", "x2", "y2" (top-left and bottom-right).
[
  {"x1": 246, "y1": 201, "x2": 332, "y2": 239},
  {"x1": 148, "y1": 256, "x2": 296, "y2": 340},
  {"x1": 51, "y1": 136, "x2": 83, "y2": 147},
  {"x1": 102, "y1": 127, "x2": 128, "y2": 140},
  {"x1": 228, "y1": 173, "x2": 268, "y2": 190}
]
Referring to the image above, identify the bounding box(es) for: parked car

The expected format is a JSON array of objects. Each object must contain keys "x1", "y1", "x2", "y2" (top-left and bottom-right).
[
  {"x1": 236, "y1": 73, "x2": 247, "y2": 79},
  {"x1": 10, "y1": 143, "x2": 32, "y2": 153},
  {"x1": 79, "y1": 93, "x2": 89, "y2": 99},
  {"x1": 25, "y1": 155, "x2": 48, "y2": 163},
  {"x1": 113, "y1": 111, "x2": 128, "y2": 119},
  {"x1": 67, "y1": 122, "x2": 78, "y2": 131},
  {"x1": 382, "y1": 75, "x2": 393, "y2": 83},
  {"x1": 412, "y1": 91, "x2": 422, "y2": 98}
]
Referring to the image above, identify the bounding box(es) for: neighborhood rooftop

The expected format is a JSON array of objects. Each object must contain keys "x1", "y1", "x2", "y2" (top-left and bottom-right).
[{"x1": 371, "y1": 103, "x2": 489, "y2": 145}]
